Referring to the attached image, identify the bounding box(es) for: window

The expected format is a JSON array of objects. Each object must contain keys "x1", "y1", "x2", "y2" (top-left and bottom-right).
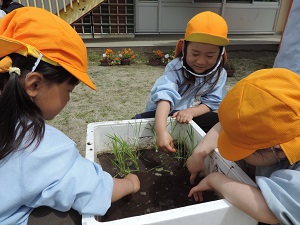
[{"x1": 72, "y1": 0, "x2": 135, "y2": 35}]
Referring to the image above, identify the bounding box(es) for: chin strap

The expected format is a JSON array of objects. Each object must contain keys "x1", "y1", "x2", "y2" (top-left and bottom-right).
[
  {"x1": 31, "y1": 53, "x2": 43, "y2": 72},
  {"x1": 0, "y1": 53, "x2": 44, "y2": 77},
  {"x1": 24, "y1": 53, "x2": 44, "y2": 82}
]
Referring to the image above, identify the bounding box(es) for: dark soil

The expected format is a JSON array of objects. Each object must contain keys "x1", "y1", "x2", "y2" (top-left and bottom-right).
[{"x1": 97, "y1": 149, "x2": 219, "y2": 222}]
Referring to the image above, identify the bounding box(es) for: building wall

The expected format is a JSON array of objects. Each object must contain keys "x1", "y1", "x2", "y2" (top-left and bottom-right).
[
  {"x1": 136, "y1": 0, "x2": 284, "y2": 34},
  {"x1": 71, "y1": 0, "x2": 289, "y2": 37}
]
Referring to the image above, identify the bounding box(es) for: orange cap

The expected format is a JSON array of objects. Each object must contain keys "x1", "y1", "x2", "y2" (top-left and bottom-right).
[
  {"x1": 174, "y1": 11, "x2": 229, "y2": 57},
  {"x1": 218, "y1": 68, "x2": 300, "y2": 165},
  {"x1": 0, "y1": 7, "x2": 96, "y2": 90}
]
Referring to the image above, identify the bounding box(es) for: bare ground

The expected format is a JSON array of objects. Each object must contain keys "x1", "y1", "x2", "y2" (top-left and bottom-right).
[{"x1": 48, "y1": 50, "x2": 277, "y2": 155}]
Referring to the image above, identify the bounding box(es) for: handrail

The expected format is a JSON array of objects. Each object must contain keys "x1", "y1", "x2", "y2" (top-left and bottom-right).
[
  {"x1": 48, "y1": 0, "x2": 53, "y2": 13},
  {"x1": 16, "y1": 0, "x2": 105, "y2": 24}
]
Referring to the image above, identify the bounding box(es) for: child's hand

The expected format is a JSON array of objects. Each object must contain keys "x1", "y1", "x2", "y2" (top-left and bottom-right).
[
  {"x1": 156, "y1": 131, "x2": 176, "y2": 153},
  {"x1": 186, "y1": 123, "x2": 221, "y2": 184},
  {"x1": 186, "y1": 153, "x2": 206, "y2": 184},
  {"x1": 124, "y1": 174, "x2": 140, "y2": 194},
  {"x1": 172, "y1": 110, "x2": 193, "y2": 124},
  {"x1": 188, "y1": 175, "x2": 212, "y2": 202}
]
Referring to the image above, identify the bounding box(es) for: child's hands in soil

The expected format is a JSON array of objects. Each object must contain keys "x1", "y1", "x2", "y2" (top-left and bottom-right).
[
  {"x1": 188, "y1": 175, "x2": 211, "y2": 202},
  {"x1": 156, "y1": 131, "x2": 176, "y2": 153},
  {"x1": 112, "y1": 174, "x2": 140, "y2": 202},
  {"x1": 124, "y1": 174, "x2": 140, "y2": 194},
  {"x1": 186, "y1": 150, "x2": 207, "y2": 184}
]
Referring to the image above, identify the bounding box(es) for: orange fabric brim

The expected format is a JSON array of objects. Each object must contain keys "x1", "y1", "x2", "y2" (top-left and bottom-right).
[
  {"x1": 186, "y1": 33, "x2": 229, "y2": 46},
  {"x1": 0, "y1": 37, "x2": 96, "y2": 90},
  {"x1": 280, "y1": 136, "x2": 300, "y2": 165},
  {"x1": 218, "y1": 129, "x2": 256, "y2": 161}
]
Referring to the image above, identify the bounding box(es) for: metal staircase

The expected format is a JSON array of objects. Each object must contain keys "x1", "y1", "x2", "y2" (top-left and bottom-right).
[
  {"x1": 16, "y1": 0, "x2": 104, "y2": 24},
  {"x1": 15, "y1": 0, "x2": 134, "y2": 37}
]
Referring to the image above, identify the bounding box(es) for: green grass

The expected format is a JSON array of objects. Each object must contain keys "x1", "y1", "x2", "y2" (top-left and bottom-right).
[{"x1": 48, "y1": 50, "x2": 277, "y2": 156}]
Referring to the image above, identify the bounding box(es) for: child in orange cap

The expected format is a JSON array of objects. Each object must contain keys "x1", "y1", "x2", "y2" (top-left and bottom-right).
[
  {"x1": 187, "y1": 68, "x2": 300, "y2": 225},
  {"x1": 0, "y1": 7, "x2": 139, "y2": 225},
  {"x1": 133, "y1": 11, "x2": 229, "y2": 153}
]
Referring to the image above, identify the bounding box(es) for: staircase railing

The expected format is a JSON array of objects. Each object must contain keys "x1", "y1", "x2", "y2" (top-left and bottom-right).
[{"x1": 16, "y1": 0, "x2": 105, "y2": 24}]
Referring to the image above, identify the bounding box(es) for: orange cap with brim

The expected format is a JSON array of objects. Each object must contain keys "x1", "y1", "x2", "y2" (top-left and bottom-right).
[
  {"x1": 218, "y1": 68, "x2": 300, "y2": 165},
  {"x1": 174, "y1": 11, "x2": 229, "y2": 57},
  {"x1": 0, "y1": 7, "x2": 96, "y2": 90}
]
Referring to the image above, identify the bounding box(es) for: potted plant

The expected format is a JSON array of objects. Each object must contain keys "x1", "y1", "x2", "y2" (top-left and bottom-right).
[
  {"x1": 118, "y1": 48, "x2": 135, "y2": 65},
  {"x1": 100, "y1": 48, "x2": 114, "y2": 66},
  {"x1": 161, "y1": 50, "x2": 175, "y2": 66},
  {"x1": 84, "y1": 118, "x2": 257, "y2": 225},
  {"x1": 149, "y1": 50, "x2": 164, "y2": 66},
  {"x1": 224, "y1": 58, "x2": 236, "y2": 77}
]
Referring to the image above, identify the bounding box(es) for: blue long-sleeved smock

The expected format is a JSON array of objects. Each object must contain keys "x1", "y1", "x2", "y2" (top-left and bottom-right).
[
  {"x1": 268, "y1": 2, "x2": 300, "y2": 222},
  {"x1": 273, "y1": 0, "x2": 300, "y2": 75},
  {"x1": 146, "y1": 58, "x2": 227, "y2": 112},
  {"x1": 0, "y1": 124, "x2": 113, "y2": 225},
  {"x1": 255, "y1": 160, "x2": 300, "y2": 225},
  {"x1": 270, "y1": 2, "x2": 300, "y2": 222}
]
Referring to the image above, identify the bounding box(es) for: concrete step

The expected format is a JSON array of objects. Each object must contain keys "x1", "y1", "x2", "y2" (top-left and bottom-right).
[{"x1": 84, "y1": 34, "x2": 281, "y2": 53}]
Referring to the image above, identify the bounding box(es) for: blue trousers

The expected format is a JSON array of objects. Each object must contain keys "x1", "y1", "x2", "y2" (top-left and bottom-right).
[{"x1": 28, "y1": 207, "x2": 81, "y2": 225}]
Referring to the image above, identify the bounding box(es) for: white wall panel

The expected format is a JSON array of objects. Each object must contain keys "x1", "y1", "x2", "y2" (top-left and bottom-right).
[
  {"x1": 224, "y1": 7, "x2": 278, "y2": 33},
  {"x1": 136, "y1": 0, "x2": 280, "y2": 34},
  {"x1": 136, "y1": 4, "x2": 159, "y2": 32}
]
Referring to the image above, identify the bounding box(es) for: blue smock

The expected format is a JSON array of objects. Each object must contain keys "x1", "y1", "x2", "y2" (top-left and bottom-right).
[
  {"x1": 273, "y1": 0, "x2": 300, "y2": 75},
  {"x1": 146, "y1": 58, "x2": 227, "y2": 112},
  {"x1": 256, "y1": 160, "x2": 300, "y2": 225},
  {"x1": 0, "y1": 124, "x2": 113, "y2": 225}
]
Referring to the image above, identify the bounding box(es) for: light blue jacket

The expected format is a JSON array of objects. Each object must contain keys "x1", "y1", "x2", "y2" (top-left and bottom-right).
[
  {"x1": 0, "y1": 124, "x2": 113, "y2": 225},
  {"x1": 273, "y1": 0, "x2": 300, "y2": 75},
  {"x1": 269, "y1": 2, "x2": 300, "y2": 222},
  {"x1": 146, "y1": 58, "x2": 227, "y2": 112},
  {"x1": 256, "y1": 160, "x2": 300, "y2": 225}
]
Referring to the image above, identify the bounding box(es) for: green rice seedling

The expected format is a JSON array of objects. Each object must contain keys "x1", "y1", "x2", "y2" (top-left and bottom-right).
[
  {"x1": 130, "y1": 120, "x2": 142, "y2": 149},
  {"x1": 146, "y1": 117, "x2": 179, "y2": 152},
  {"x1": 107, "y1": 134, "x2": 130, "y2": 177},
  {"x1": 173, "y1": 123, "x2": 198, "y2": 166},
  {"x1": 127, "y1": 120, "x2": 143, "y2": 162},
  {"x1": 185, "y1": 123, "x2": 197, "y2": 157},
  {"x1": 107, "y1": 134, "x2": 140, "y2": 177},
  {"x1": 168, "y1": 117, "x2": 179, "y2": 137},
  {"x1": 145, "y1": 121, "x2": 158, "y2": 152},
  {"x1": 145, "y1": 118, "x2": 197, "y2": 161}
]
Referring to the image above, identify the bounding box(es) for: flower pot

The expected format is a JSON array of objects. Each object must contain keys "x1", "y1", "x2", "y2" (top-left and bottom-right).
[
  {"x1": 226, "y1": 68, "x2": 236, "y2": 77},
  {"x1": 161, "y1": 58, "x2": 169, "y2": 66},
  {"x1": 84, "y1": 118, "x2": 257, "y2": 225},
  {"x1": 120, "y1": 58, "x2": 131, "y2": 65},
  {"x1": 149, "y1": 59, "x2": 161, "y2": 66},
  {"x1": 224, "y1": 61, "x2": 235, "y2": 77},
  {"x1": 100, "y1": 60, "x2": 113, "y2": 66}
]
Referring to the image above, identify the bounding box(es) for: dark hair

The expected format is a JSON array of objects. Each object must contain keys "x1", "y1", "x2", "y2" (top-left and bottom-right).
[
  {"x1": 1, "y1": 0, "x2": 12, "y2": 9},
  {"x1": 0, "y1": 53, "x2": 79, "y2": 160},
  {"x1": 1, "y1": 0, "x2": 24, "y2": 13},
  {"x1": 177, "y1": 41, "x2": 224, "y2": 98}
]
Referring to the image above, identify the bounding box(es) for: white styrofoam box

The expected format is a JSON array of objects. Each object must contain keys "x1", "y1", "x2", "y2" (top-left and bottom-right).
[{"x1": 84, "y1": 118, "x2": 258, "y2": 225}]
